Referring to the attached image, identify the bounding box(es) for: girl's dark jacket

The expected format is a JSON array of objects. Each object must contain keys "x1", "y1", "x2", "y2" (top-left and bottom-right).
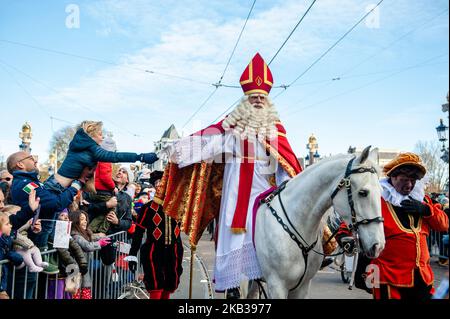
[{"x1": 58, "y1": 128, "x2": 157, "y2": 179}]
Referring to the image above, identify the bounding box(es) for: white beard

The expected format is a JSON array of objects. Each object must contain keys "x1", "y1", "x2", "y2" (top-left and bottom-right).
[{"x1": 221, "y1": 96, "x2": 280, "y2": 142}]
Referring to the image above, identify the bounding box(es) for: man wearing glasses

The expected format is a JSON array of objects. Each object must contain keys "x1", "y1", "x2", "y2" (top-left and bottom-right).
[
  {"x1": 7, "y1": 151, "x2": 88, "y2": 250},
  {"x1": 5, "y1": 151, "x2": 91, "y2": 299}
]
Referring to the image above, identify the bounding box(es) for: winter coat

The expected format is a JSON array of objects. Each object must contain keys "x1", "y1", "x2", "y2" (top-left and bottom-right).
[
  {"x1": 94, "y1": 162, "x2": 115, "y2": 192},
  {"x1": 0, "y1": 235, "x2": 23, "y2": 266},
  {"x1": 0, "y1": 234, "x2": 24, "y2": 291},
  {"x1": 83, "y1": 189, "x2": 132, "y2": 235},
  {"x1": 12, "y1": 221, "x2": 35, "y2": 250},
  {"x1": 11, "y1": 171, "x2": 77, "y2": 223},
  {"x1": 57, "y1": 238, "x2": 88, "y2": 277},
  {"x1": 58, "y1": 128, "x2": 144, "y2": 179},
  {"x1": 71, "y1": 230, "x2": 102, "y2": 288},
  {"x1": 108, "y1": 190, "x2": 132, "y2": 235}
]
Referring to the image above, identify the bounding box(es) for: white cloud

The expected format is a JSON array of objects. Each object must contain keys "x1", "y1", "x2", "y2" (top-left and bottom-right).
[
  {"x1": 41, "y1": 0, "x2": 371, "y2": 114},
  {"x1": 32, "y1": 0, "x2": 448, "y2": 158}
]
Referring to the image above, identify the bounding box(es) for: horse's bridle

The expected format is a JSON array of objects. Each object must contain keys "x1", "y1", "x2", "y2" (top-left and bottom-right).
[
  {"x1": 264, "y1": 183, "x2": 318, "y2": 292},
  {"x1": 330, "y1": 157, "x2": 384, "y2": 231},
  {"x1": 263, "y1": 156, "x2": 383, "y2": 292}
]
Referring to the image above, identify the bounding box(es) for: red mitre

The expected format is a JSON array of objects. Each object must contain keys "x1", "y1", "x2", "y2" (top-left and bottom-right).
[{"x1": 239, "y1": 53, "x2": 273, "y2": 95}]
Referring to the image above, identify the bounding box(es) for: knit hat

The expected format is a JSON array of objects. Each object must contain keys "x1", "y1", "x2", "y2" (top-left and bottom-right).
[
  {"x1": 101, "y1": 136, "x2": 117, "y2": 152},
  {"x1": 58, "y1": 208, "x2": 69, "y2": 218},
  {"x1": 120, "y1": 165, "x2": 134, "y2": 183},
  {"x1": 383, "y1": 152, "x2": 426, "y2": 177},
  {"x1": 137, "y1": 168, "x2": 151, "y2": 181}
]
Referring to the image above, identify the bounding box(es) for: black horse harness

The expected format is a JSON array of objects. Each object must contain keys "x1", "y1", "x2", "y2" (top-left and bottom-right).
[{"x1": 263, "y1": 157, "x2": 384, "y2": 292}]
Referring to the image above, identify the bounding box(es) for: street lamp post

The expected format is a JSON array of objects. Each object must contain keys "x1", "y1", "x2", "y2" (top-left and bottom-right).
[
  {"x1": 436, "y1": 118, "x2": 448, "y2": 143},
  {"x1": 436, "y1": 92, "x2": 449, "y2": 191},
  {"x1": 306, "y1": 134, "x2": 318, "y2": 166}
]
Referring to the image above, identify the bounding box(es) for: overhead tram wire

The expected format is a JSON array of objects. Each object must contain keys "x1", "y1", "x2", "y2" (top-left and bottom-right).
[
  {"x1": 278, "y1": 7, "x2": 449, "y2": 113},
  {"x1": 279, "y1": 58, "x2": 448, "y2": 112},
  {"x1": 0, "y1": 39, "x2": 212, "y2": 86},
  {"x1": 289, "y1": 7, "x2": 450, "y2": 89},
  {"x1": 0, "y1": 61, "x2": 81, "y2": 134},
  {"x1": 210, "y1": 96, "x2": 242, "y2": 125},
  {"x1": 180, "y1": 87, "x2": 219, "y2": 130},
  {"x1": 181, "y1": 0, "x2": 257, "y2": 130},
  {"x1": 219, "y1": 6, "x2": 448, "y2": 91},
  {"x1": 0, "y1": 62, "x2": 52, "y2": 118},
  {"x1": 339, "y1": 7, "x2": 449, "y2": 77},
  {"x1": 268, "y1": 0, "x2": 317, "y2": 66},
  {"x1": 50, "y1": 116, "x2": 75, "y2": 126},
  {"x1": 217, "y1": 0, "x2": 257, "y2": 86},
  {"x1": 0, "y1": 58, "x2": 142, "y2": 138},
  {"x1": 209, "y1": 0, "x2": 317, "y2": 125},
  {"x1": 284, "y1": 52, "x2": 449, "y2": 118},
  {"x1": 272, "y1": 0, "x2": 385, "y2": 100}
]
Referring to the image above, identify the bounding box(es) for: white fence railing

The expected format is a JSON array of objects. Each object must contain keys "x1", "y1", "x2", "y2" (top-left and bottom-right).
[{"x1": 0, "y1": 231, "x2": 146, "y2": 299}]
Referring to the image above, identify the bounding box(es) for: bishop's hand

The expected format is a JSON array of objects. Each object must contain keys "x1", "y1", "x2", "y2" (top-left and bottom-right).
[{"x1": 159, "y1": 143, "x2": 178, "y2": 163}]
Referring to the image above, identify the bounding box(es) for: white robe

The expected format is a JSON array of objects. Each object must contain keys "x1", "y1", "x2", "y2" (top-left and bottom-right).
[{"x1": 175, "y1": 132, "x2": 290, "y2": 291}]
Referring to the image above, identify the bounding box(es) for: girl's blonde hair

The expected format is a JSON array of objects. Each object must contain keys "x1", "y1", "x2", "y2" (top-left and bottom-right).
[
  {"x1": 0, "y1": 205, "x2": 21, "y2": 215},
  {"x1": 0, "y1": 211, "x2": 9, "y2": 229},
  {"x1": 79, "y1": 121, "x2": 103, "y2": 138}
]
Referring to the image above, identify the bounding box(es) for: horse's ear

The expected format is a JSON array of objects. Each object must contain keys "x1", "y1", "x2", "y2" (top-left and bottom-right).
[
  {"x1": 355, "y1": 145, "x2": 371, "y2": 165},
  {"x1": 368, "y1": 147, "x2": 379, "y2": 164}
]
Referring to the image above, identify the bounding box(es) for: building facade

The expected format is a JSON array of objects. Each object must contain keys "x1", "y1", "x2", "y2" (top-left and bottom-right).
[{"x1": 150, "y1": 124, "x2": 180, "y2": 171}]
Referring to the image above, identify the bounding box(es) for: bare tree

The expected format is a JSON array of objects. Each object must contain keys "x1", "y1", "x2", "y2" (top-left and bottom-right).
[
  {"x1": 0, "y1": 153, "x2": 5, "y2": 170},
  {"x1": 414, "y1": 140, "x2": 448, "y2": 192},
  {"x1": 48, "y1": 125, "x2": 77, "y2": 169}
]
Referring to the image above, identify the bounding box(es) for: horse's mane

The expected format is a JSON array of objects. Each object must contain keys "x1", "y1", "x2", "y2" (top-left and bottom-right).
[
  {"x1": 301, "y1": 152, "x2": 381, "y2": 176},
  {"x1": 298, "y1": 151, "x2": 381, "y2": 245}
]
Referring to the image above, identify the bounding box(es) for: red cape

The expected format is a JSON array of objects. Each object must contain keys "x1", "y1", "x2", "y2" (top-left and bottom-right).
[
  {"x1": 153, "y1": 119, "x2": 302, "y2": 246},
  {"x1": 195, "y1": 119, "x2": 302, "y2": 177}
]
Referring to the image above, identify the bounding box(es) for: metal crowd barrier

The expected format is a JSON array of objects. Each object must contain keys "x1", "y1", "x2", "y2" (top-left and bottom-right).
[
  {"x1": 0, "y1": 231, "x2": 146, "y2": 299},
  {"x1": 427, "y1": 229, "x2": 449, "y2": 261}
]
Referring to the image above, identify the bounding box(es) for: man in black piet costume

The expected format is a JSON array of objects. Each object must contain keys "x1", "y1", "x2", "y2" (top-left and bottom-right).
[{"x1": 126, "y1": 200, "x2": 183, "y2": 299}]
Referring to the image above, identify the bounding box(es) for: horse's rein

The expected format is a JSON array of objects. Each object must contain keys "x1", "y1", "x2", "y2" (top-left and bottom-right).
[
  {"x1": 330, "y1": 157, "x2": 384, "y2": 231},
  {"x1": 330, "y1": 157, "x2": 384, "y2": 290},
  {"x1": 263, "y1": 157, "x2": 384, "y2": 292}
]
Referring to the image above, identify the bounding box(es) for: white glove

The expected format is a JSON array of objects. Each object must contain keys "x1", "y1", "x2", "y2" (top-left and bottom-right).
[
  {"x1": 123, "y1": 255, "x2": 138, "y2": 263},
  {"x1": 159, "y1": 143, "x2": 179, "y2": 163}
]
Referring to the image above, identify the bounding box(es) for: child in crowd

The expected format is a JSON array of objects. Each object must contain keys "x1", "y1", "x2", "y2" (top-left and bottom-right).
[
  {"x1": 0, "y1": 212, "x2": 24, "y2": 299},
  {"x1": 2, "y1": 205, "x2": 49, "y2": 273},
  {"x1": 12, "y1": 217, "x2": 49, "y2": 273},
  {"x1": 69, "y1": 210, "x2": 111, "y2": 299},
  {"x1": 47, "y1": 209, "x2": 88, "y2": 299},
  {"x1": 88, "y1": 135, "x2": 118, "y2": 234},
  {"x1": 132, "y1": 183, "x2": 142, "y2": 199},
  {"x1": 0, "y1": 205, "x2": 21, "y2": 215},
  {"x1": 50, "y1": 121, "x2": 158, "y2": 190}
]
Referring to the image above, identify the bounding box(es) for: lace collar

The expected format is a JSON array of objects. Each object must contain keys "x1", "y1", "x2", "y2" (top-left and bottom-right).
[{"x1": 380, "y1": 177, "x2": 425, "y2": 207}]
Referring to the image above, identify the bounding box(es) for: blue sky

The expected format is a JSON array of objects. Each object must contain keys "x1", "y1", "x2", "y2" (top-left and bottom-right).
[{"x1": 0, "y1": 0, "x2": 448, "y2": 165}]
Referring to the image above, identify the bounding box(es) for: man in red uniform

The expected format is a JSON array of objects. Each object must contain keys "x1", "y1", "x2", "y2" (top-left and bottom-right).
[
  {"x1": 369, "y1": 152, "x2": 448, "y2": 299},
  {"x1": 336, "y1": 152, "x2": 448, "y2": 299}
]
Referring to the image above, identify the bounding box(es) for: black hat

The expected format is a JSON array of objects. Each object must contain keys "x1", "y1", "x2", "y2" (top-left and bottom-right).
[{"x1": 149, "y1": 170, "x2": 164, "y2": 186}]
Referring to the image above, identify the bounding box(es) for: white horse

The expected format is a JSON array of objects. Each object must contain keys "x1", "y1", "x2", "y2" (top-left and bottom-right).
[{"x1": 251, "y1": 146, "x2": 385, "y2": 299}]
